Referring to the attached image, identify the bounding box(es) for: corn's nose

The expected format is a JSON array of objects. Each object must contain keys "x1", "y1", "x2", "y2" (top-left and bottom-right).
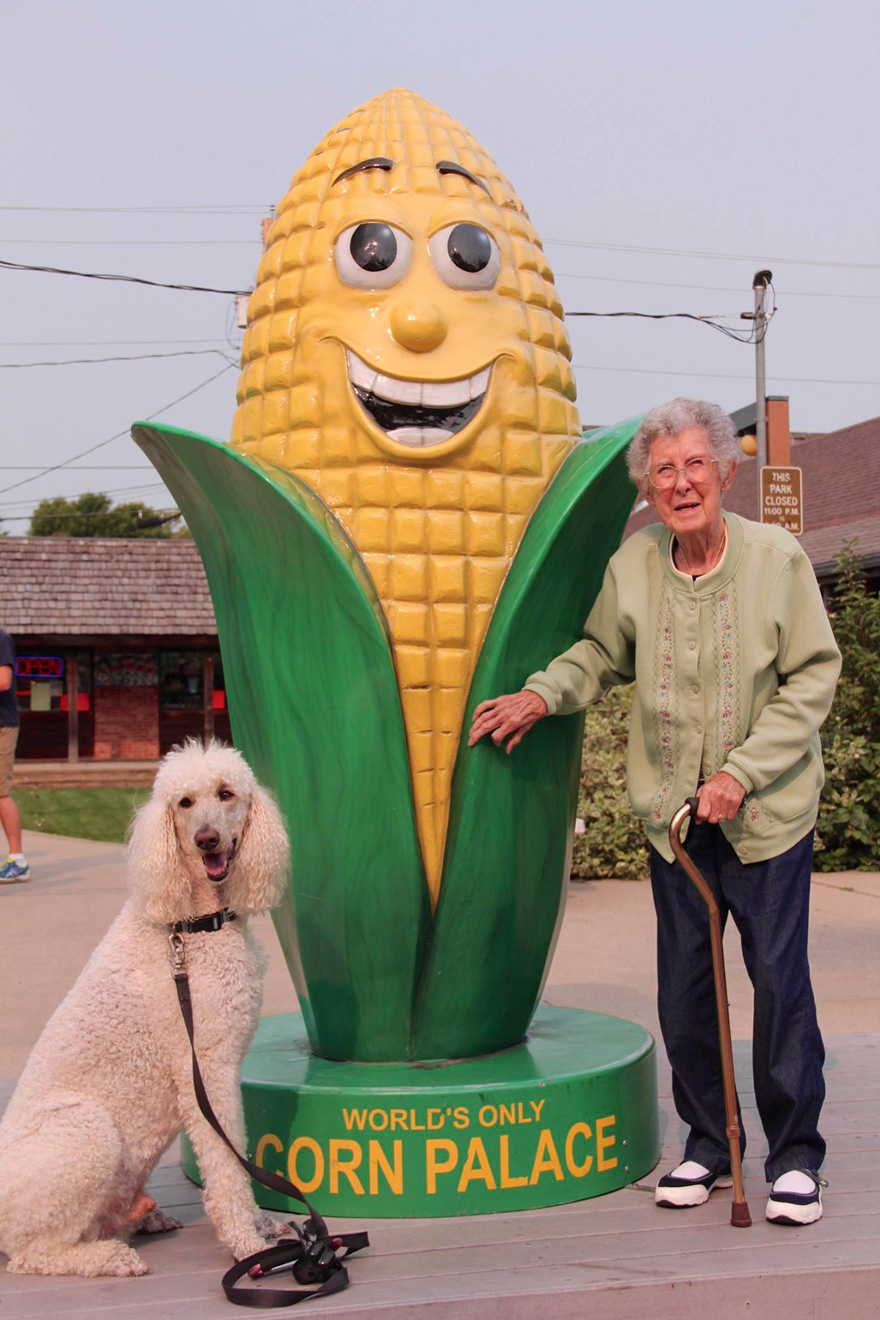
[{"x1": 389, "y1": 301, "x2": 448, "y2": 353}]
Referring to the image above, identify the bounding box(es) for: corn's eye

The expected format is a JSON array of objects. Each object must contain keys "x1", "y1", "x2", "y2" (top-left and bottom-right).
[
  {"x1": 179, "y1": 796, "x2": 193, "y2": 809},
  {"x1": 335, "y1": 222, "x2": 412, "y2": 288},
  {"x1": 429, "y1": 224, "x2": 499, "y2": 290}
]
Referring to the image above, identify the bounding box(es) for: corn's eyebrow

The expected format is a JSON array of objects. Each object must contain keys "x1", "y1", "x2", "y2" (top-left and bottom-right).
[
  {"x1": 333, "y1": 157, "x2": 395, "y2": 185},
  {"x1": 436, "y1": 160, "x2": 491, "y2": 195}
]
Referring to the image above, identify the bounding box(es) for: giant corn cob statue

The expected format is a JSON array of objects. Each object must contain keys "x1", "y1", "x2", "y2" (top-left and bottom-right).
[
  {"x1": 134, "y1": 89, "x2": 641, "y2": 1063},
  {"x1": 231, "y1": 88, "x2": 579, "y2": 904}
]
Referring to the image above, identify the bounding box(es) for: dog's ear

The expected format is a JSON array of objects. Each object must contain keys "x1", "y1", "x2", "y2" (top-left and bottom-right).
[
  {"x1": 126, "y1": 796, "x2": 192, "y2": 924},
  {"x1": 235, "y1": 787, "x2": 290, "y2": 914}
]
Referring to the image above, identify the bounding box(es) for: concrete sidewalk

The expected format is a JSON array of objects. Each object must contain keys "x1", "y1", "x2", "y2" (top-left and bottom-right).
[
  {"x1": 2, "y1": 828, "x2": 879, "y2": 1075},
  {"x1": 2, "y1": 830, "x2": 879, "y2": 1318}
]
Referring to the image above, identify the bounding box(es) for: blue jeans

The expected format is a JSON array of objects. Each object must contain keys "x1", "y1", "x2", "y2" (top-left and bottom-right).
[{"x1": 649, "y1": 823, "x2": 825, "y2": 1182}]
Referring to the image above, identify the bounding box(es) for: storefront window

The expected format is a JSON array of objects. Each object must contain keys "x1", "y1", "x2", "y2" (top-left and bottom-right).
[
  {"x1": 15, "y1": 651, "x2": 93, "y2": 713},
  {"x1": 160, "y1": 652, "x2": 203, "y2": 711},
  {"x1": 212, "y1": 650, "x2": 226, "y2": 710}
]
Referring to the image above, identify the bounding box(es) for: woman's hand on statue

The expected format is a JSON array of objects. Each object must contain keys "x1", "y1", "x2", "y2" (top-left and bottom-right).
[
  {"x1": 695, "y1": 771, "x2": 746, "y2": 824},
  {"x1": 468, "y1": 690, "x2": 548, "y2": 755}
]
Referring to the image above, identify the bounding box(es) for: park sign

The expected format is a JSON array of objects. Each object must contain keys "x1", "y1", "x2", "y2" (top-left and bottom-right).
[{"x1": 761, "y1": 466, "x2": 804, "y2": 536}]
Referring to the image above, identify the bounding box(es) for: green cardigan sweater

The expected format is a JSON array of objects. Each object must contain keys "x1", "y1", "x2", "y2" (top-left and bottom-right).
[{"x1": 525, "y1": 512, "x2": 841, "y2": 863}]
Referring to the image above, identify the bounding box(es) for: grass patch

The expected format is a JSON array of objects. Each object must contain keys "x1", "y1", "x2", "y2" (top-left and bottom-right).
[{"x1": 14, "y1": 787, "x2": 151, "y2": 844}]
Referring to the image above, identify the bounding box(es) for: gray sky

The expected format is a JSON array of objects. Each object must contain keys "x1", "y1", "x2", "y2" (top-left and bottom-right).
[{"x1": 2, "y1": 0, "x2": 878, "y2": 529}]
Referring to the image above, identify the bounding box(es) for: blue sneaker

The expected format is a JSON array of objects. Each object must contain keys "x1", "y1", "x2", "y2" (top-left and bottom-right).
[{"x1": 0, "y1": 857, "x2": 30, "y2": 883}]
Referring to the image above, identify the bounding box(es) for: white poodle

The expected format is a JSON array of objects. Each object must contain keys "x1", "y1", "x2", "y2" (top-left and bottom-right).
[{"x1": 0, "y1": 739, "x2": 291, "y2": 1278}]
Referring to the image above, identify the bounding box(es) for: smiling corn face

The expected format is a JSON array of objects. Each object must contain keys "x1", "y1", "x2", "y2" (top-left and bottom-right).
[{"x1": 231, "y1": 89, "x2": 581, "y2": 905}]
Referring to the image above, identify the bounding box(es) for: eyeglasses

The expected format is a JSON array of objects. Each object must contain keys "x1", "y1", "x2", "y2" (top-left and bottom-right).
[{"x1": 646, "y1": 457, "x2": 719, "y2": 491}]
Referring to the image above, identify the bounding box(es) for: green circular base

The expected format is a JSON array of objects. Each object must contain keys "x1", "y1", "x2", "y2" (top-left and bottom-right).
[{"x1": 181, "y1": 1006, "x2": 659, "y2": 1217}]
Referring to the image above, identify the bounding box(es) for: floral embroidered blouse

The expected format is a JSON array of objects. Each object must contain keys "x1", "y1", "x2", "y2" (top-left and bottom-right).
[{"x1": 524, "y1": 512, "x2": 841, "y2": 863}]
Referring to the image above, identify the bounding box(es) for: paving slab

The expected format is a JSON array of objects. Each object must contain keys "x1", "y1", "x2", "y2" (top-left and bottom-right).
[
  {"x1": 1, "y1": 1034, "x2": 877, "y2": 1319},
  {"x1": 1, "y1": 830, "x2": 879, "y2": 1316}
]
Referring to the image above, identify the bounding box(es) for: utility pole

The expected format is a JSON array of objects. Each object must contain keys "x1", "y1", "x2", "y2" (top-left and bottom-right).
[
  {"x1": 739, "y1": 272, "x2": 802, "y2": 536},
  {"x1": 740, "y1": 269, "x2": 773, "y2": 469}
]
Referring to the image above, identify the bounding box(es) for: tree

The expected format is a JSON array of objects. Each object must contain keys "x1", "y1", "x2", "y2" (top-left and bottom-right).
[{"x1": 29, "y1": 492, "x2": 183, "y2": 538}]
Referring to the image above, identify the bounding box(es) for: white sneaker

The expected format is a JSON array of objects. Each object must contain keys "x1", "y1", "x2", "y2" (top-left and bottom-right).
[
  {"x1": 655, "y1": 1159, "x2": 733, "y2": 1208},
  {"x1": 766, "y1": 1170, "x2": 825, "y2": 1225}
]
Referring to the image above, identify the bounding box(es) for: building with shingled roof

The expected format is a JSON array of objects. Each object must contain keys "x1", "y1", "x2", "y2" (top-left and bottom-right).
[
  {"x1": 1, "y1": 538, "x2": 230, "y2": 761},
  {"x1": 3, "y1": 413, "x2": 878, "y2": 762}
]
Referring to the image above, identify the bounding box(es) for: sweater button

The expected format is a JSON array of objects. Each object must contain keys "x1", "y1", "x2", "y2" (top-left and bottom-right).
[
  {"x1": 696, "y1": 724, "x2": 703, "y2": 734},
  {"x1": 688, "y1": 641, "x2": 696, "y2": 651},
  {"x1": 689, "y1": 601, "x2": 697, "y2": 611},
  {"x1": 692, "y1": 684, "x2": 700, "y2": 694}
]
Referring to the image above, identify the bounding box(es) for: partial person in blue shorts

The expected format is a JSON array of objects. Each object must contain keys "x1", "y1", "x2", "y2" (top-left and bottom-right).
[{"x1": 0, "y1": 626, "x2": 29, "y2": 883}]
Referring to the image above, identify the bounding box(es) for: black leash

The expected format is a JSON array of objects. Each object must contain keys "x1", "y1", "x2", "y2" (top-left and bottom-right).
[{"x1": 169, "y1": 927, "x2": 369, "y2": 1307}]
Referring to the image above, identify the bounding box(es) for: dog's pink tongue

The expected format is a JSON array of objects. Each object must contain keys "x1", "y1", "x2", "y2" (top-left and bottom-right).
[{"x1": 204, "y1": 851, "x2": 228, "y2": 879}]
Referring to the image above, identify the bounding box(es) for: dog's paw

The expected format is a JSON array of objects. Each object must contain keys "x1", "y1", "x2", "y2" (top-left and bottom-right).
[
  {"x1": 231, "y1": 1232, "x2": 270, "y2": 1261},
  {"x1": 137, "y1": 1209, "x2": 184, "y2": 1234},
  {"x1": 99, "y1": 1244, "x2": 153, "y2": 1277},
  {"x1": 255, "y1": 1211, "x2": 294, "y2": 1239}
]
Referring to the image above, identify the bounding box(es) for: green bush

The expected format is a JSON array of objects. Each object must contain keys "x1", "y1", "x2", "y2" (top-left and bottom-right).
[
  {"x1": 570, "y1": 543, "x2": 880, "y2": 877},
  {"x1": 815, "y1": 545, "x2": 880, "y2": 871},
  {"x1": 571, "y1": 684, "x2": 647, "y2": 880}
]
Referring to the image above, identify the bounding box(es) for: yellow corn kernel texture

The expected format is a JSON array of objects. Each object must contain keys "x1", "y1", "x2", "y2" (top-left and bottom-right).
[{"x1": 230, "y1": 89, "x2": 581, "y2": 906}]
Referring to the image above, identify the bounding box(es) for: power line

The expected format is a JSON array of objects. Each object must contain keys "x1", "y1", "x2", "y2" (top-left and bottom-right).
[
  {"x1": 572, "y1": 362, "x2": 880, "y2": 385},
  {"x1": 0, "y1": 239, "x2": 257, "y2": 246},
  {"x1": 566, "y1": 310, "x2": 760, "y2": 343},
  {"x1": 0, "y1": 338, "x2": 229, "y2": 347},
  {"x1": 2, "y1": 206, "x2": 875, "y2": 267},
  {"x1": 1, "y1": 253, "x2": 764, "y2": 344},
  {"x1": 0, "y1": 361, "x2": 236, "y2": 497},
  {"x1": 545, "y1": 238, "x2": 880, "y2": 270},
  {"x1": 3, "y1": 477, "x2": 170, "y2": 501},
  {"x1": 0, "y1": 258, "x2": 248, "y2": 295},
  {"x1": 0, "y1": 205, "x2": 267, "y2": 214},
  {"x1": 3, "y1": 506, "x2": 178, "y2": 525},
  {"x1": 556, "y1": 271, "x2": 880, "y2": 301},
  {"x1": 1, "y1": 464, "x2": 158, "y2": 470},
  {"x1": 0, "y1": 348, "x2": 238, "y2": 369},
  {"x1": 1, "y1": 479, "x2": 170, "y2": 507}
]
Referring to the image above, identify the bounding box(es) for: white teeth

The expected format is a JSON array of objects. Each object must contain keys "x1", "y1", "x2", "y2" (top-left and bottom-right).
[
  {"x1": 387, "y1": 426, "x2": 455, "y2": 447},
  {"x1": 346, "y1": 351, "x2": 377, "y2": 394},
  {"x1": 421, "y1": 380, "x2": 466, "y2": 407},
  {"x1": 469, "y1": 367, "x2": 490, "y2": 401},
  {"x1": 345, "y1": 349, "x2": 490, "y2": 409},
  {"x1": 375, "y1": 373, "x2": 422, "y2": 405}
]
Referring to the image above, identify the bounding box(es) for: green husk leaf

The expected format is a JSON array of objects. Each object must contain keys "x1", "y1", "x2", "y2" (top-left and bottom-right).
[
  {"x1": 412, "y1": 422, "x2": 641, "y2": 1058},
  {"x1": 132, "y1": 423, "x2": 430, "y2": 1061}
]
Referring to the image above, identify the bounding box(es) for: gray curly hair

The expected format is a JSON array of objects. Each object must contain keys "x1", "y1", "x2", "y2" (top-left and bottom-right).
[{"x1": 627, "y1": 398, "x2": 740, "y2": 491}]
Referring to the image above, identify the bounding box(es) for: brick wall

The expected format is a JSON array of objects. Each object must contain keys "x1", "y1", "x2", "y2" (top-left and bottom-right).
[{"x1": 93, "y1": 687, "x2": 160, "y2": 760}]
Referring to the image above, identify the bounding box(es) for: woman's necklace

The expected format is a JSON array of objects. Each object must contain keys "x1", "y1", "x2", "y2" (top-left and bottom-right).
[{"x1": 674, "y1": 524, "x2": 728, "y2": 578}]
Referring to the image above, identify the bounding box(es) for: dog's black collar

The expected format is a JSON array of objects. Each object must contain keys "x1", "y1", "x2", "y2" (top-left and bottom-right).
[{"x1": 171, "y1": 908, "x2": 237, "y2": 935}]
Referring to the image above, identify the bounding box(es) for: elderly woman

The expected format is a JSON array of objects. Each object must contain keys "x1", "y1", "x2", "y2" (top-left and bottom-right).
[{"x1": 469, "y1": 397, "x2": 841, "y2": 1226}]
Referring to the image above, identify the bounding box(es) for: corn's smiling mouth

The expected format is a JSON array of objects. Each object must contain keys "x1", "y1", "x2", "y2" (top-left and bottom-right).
[{"x1": 345, "y1": 347, "x2": 491, "y2": 448}]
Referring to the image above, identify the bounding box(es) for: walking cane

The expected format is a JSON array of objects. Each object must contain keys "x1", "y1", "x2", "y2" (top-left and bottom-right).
[{"x1": 668, "y1": 798, "x2": 752, "y2": 1228}]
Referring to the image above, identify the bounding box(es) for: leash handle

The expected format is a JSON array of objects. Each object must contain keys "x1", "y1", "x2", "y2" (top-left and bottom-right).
[
  {"x1": 173, "y1": 967, "x2": 370, "y2": 1304},
  {"x1": 221, "y1": 1232, "x2": 370, "y2": 1309}
]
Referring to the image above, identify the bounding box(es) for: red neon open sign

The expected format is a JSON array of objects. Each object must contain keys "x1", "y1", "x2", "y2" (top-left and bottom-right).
[{"x1": 15, "y1": 656, "x2": 64, "y2": 679}]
